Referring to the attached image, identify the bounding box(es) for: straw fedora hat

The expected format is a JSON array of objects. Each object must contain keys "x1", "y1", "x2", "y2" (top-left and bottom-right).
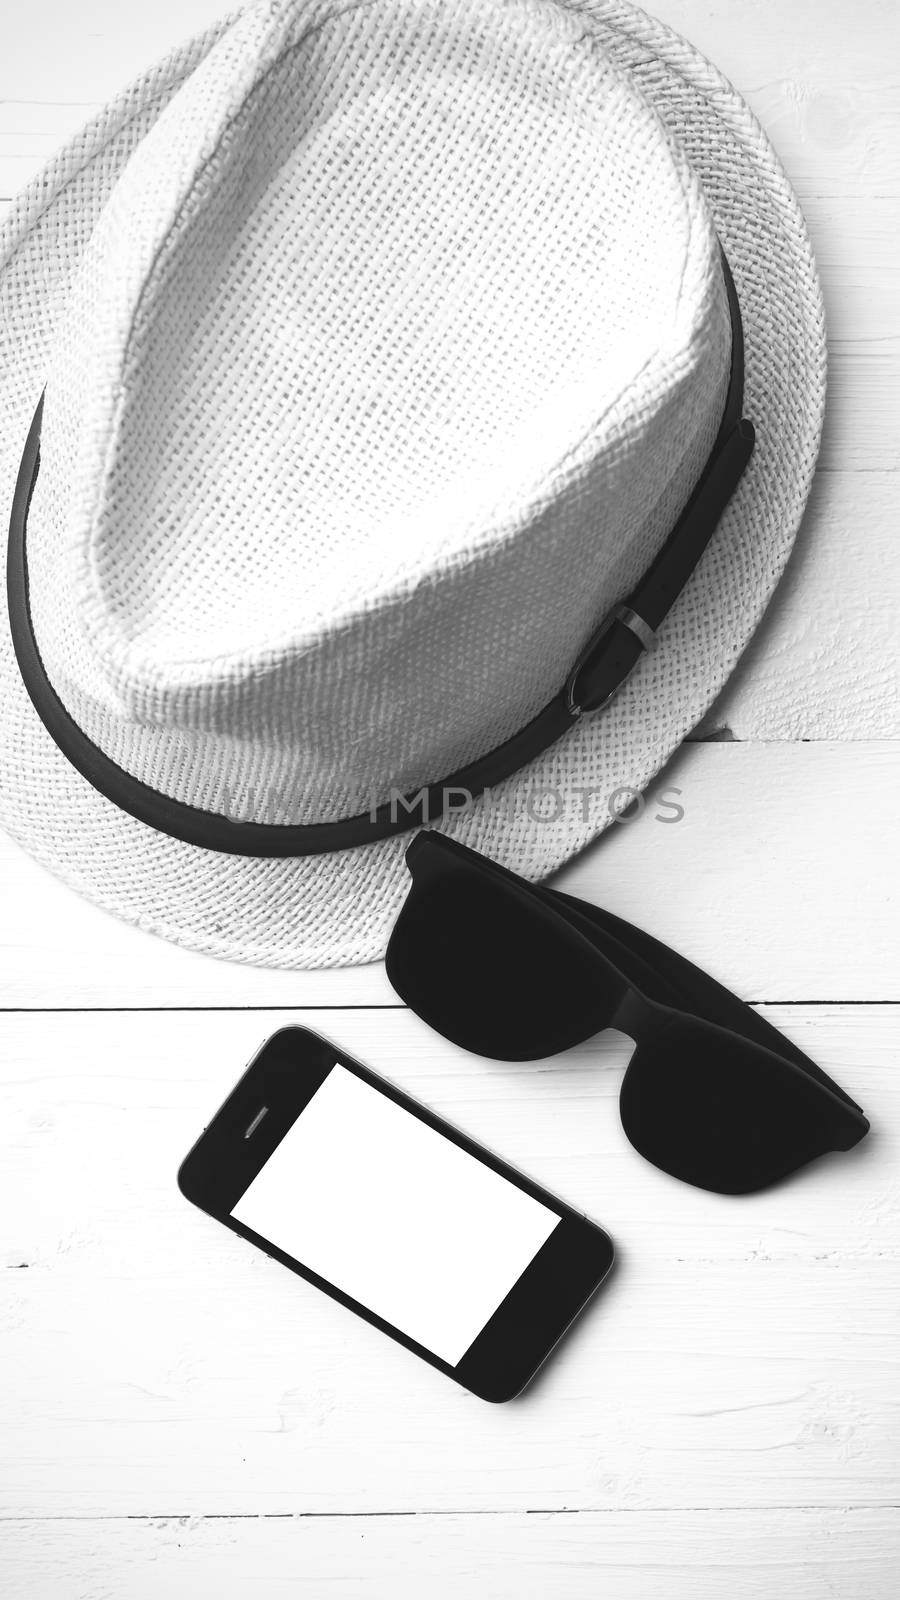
[{"x1": 1, "y1": 0, "x2": 824, "y2": 969}]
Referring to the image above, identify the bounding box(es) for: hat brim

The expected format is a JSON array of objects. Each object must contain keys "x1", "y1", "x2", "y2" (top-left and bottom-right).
[{"x1": 0, "y1": 0, "x2": 825, "y2": 970}]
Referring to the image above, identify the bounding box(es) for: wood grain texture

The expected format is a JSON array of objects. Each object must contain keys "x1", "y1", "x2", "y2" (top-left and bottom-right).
[
  {"x1": 695, "y1": 470, "x2": 900, "y2": 739},
  {"x1": 3, "y1": 1508, "x2": 899, "y2": 1600},
  {"x1": 0, "y1": 743, "x2": 896, "y2": 1008},
  {"x1": 0, "y1": 1, "x2": 898, "y2": 1592},
  {"x1": 1, "y1": 1007, "x2": 894, "y2": 1520}
]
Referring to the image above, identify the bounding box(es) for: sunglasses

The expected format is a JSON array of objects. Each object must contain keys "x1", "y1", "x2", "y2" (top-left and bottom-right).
[{"x1": 385, "y1": 833, "x2": 869, "y2": 1194}]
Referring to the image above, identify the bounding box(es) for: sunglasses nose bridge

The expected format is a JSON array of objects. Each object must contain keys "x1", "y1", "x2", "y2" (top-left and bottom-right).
[{"x1": 611, "y1": 985, "x2": 668, "y2": 1043}]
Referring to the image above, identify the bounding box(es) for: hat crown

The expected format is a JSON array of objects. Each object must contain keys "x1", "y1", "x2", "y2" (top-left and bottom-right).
[{"x1": 28, "y1": 0, "x2": 729, "y2": 827}]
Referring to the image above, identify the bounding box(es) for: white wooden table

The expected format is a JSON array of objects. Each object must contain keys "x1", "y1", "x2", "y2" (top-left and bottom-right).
[{"x1": 1, "y1": 3, "x2": 898, "y2": 1595}]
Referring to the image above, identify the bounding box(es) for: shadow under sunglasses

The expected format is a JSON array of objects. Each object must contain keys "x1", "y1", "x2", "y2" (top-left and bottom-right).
[{"x1": 385, "y1": 832, "x2": 869, "y2": 1195}]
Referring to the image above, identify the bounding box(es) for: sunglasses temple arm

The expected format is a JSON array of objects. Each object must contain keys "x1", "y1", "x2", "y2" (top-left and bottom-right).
[{"x1": 547, "y1": 887, "x2": 866, "y2": 1118}]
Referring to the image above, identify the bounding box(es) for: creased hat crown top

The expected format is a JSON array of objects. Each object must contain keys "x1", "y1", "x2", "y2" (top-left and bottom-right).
[{"x1": 29, "y1": 0, "x2": 727, "y2": 828}]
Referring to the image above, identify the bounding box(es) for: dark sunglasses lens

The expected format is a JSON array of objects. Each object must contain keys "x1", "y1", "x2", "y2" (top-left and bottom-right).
[
  {"x1": 386, "y1": 856, "x2": 621, "y2": 1060},
  {"x1": 620, "y1": 1017, "x2": 868, "y2": 1194}
]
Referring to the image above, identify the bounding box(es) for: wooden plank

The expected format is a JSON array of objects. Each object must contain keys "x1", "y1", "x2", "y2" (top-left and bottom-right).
[
  {"x1": 694, "y1": 469, "x2": 900, "y2": 739},
  {"x1": 808, "y1": 199, "x2": 900, "y2": 372},
  {"x1": 0, "y1": 1, "x2": 224, "y2": 112},
  {"x1": 1, "y1": 742, "x2": 896, "y2": 1008},
  {"x1": 652, "y1": 0, "x2": 900, "y2": 205},
  {"x1": 807, "y1": 196, "x2": 899, "y2": 474},
  {"x1": 0, "y1": 1006, "x2": 895, "y2": 1516},
  {"x1": 2, "y1": 1507, "x2": 898, "y2": 1600}
]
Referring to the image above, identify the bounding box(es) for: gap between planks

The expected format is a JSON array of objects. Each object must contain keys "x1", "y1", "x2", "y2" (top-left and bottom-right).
[
  {"x1": 0, "y1": 1001, "x2": 896, "y2": 1013},
  {"x1": 4, "y1": 1504, "x2": 898, "y2": 1521}
]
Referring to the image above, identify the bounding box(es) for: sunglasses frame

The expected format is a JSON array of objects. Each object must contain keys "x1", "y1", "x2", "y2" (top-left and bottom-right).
[{"x1": 387, "y1": 832, "x2": 869, "y2": 1193}]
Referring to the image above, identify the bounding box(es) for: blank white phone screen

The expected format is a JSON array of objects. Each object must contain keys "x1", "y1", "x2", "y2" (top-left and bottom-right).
[{"x1": 232, "y1": 1064, "x2": 561, "y2": 1366}]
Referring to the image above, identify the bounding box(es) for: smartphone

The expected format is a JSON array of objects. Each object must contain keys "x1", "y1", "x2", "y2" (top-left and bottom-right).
[{"x1": 178, "y1": 1027, "x2": 614, "y2": 1402}]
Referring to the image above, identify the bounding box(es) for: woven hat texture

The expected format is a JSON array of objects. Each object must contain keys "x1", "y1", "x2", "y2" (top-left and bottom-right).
[{"x1": 0, "y1": 0, "x2": 826, "y2": 968}]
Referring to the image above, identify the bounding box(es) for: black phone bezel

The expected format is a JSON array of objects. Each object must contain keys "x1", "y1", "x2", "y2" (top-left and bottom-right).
[{"x1": 177, "y1": 1026, "x2": 614, "y2": 1402}]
